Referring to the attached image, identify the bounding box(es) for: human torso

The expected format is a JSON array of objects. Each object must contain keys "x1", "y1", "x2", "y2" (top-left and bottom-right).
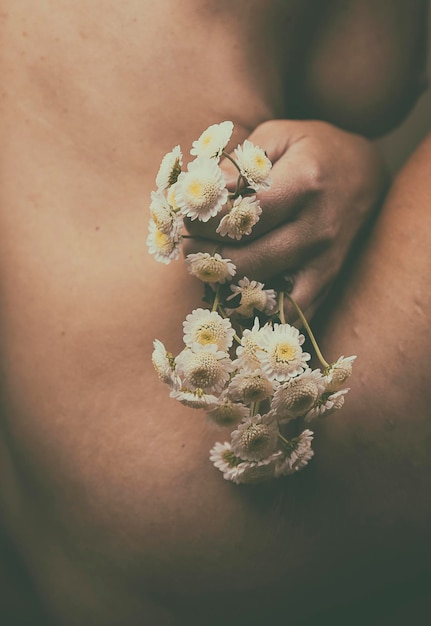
[{"x1": 0, "y1": 2, "x2": 418, "y2": 624}]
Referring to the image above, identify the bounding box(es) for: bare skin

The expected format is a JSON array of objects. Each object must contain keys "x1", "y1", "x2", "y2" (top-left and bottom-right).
[{"x1": 0, "y1": 1, "x2": 430, "y2": 624}]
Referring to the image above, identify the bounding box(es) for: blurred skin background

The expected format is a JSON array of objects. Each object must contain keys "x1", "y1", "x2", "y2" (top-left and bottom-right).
[{"x1": 378, "y1": 9, "x2": 431, "y2": 171}]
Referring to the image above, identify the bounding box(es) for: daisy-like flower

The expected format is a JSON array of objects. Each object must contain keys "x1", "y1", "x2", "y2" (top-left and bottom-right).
[
  {"x1": 206, "y1": 397, "x2": 250, "y2": 428},
  {"x1": 227, "y1": 369, "x2": 275, "y2": 404},
  {"x1": 183, "y1": 308, "x2": 235, "y2": 351},
  {"x1": 170, "y1": 387, "x2": 219, "y2": 409},
  {"x1": 271, "y1": 369, "x2": 326, "y2": 422},
  {"x1": 147, "y1": 220, "x2": 181, "y2": 264},
  {"x1": 226, "y1": 277, "x2": 277, "y2": 317},
  {"x1": 209, "y1": 442, "x2": 279, "y2": 484},
  {"x1": 234, "y1": 139, "x2": 272, "y2": 190},
  {"x1": 176, "y1": 158, "x2": 228, "y2": 222},
  {"x1": 231, "y1": 411, "x2": 279, "y2": 461},
  {"x1": 232, "y1": 454, "x2": 280, "y2": 484},
  {"x1": 233, "y1": 318, "x2": 264, "y2": 372},
  {"x1": 216, "y1": 195, "x2": 262, "y2": 240},
  {"x1": 304, "y1": 388, "x2": 350, "y2": 422},
  {"x1": 256, "y1": 323, "x2": 311, "y2": 382},
  {"x1": 151, "y1": 339, "x2": 179, "y2": 388},
  {"x1": 156, "y1": 145, "x2": 183, "y2": 190},
  {"x1": 209, "y1": 441, "x2": 245, "y2": 483},
  {"x1": 175, "y1": 344, "x2": 234, "y2": 394},
  {"x1": 185, "y1": 252, "x2": 236, "y2": 284},
  {"x1": 150, "y1": 191, "x2": 181, "y2": 236},
  {"x1": 325, "y1": 355, "x2": 356, "y2": 392},
  {"x1": 190, "y1": 121, "x2": 234, "y2": 160},
  {"x1": 274, "y1": 430, "x2": 314, "y2": 477}
]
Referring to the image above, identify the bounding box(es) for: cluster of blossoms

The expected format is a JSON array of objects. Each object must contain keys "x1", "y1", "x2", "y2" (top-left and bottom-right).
[{"x1": 148, "y1": 121, "x2": 355, "y2": 485}]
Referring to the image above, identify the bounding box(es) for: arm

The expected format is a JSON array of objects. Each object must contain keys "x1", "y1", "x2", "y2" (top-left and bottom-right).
[{"x1": 289, "y1": 0, "x2": 429, "y2": 137}]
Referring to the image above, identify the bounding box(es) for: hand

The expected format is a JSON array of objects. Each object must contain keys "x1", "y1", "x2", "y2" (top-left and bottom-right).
[{"x1": 183, "y1": 119, "x2": 388, "y2": 320}]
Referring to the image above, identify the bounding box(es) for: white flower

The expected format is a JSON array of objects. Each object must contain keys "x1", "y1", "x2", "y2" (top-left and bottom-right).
[
  {"x1": 147, "y1": 220, "x2": 181, "y2": 264},
  {"x1": 227, "y1": 277, "x2": 277, "y2": 317},
  {"x1": 149, "y1": 190, "x2": 181, "y2": 236},
  {"x1": 231, "y1": 412, "x2": 279, "y2": 461},
  {"x1": 156, "y1": 145, "x2": 183, "y2": 190},
  {"x1": 233, "y1": 318, "x2": 265, "y2": 372},
  {"x1": 232, "y1": 455, "x2": 279, "y2": 484},
  {"x1": 175, "y1": 344, "x2": 234, "y2": 394},
  {"x1": 170, "y1": 387, "x2": 219, "y2": 409},
  {"x1": 176, "y1": 158, "x2": 228, "y2": 222},
  {"x1": 325, "y1": 355, "x2": 356, "y2": 392},
  {"x1": 216, "y1": 195, "x2": 262, "y2": 240},
  {"x1": 304, "y1": 388, "x2": 349, "y2": 422},
  {"x1": 151, "y1": 339, "x2": 180, "y2": 388},
  {"x1": 183, "y1": 308, "x2": 235, "y2": 351},
  {"x1": 190, "y1": 121, "x2": 234, "y2": 160},
  {"x1": 271, "y1": 369, "x2": 326, "y2": 422},
  {"x1": 209, "y1": 441, "x2": 245, "y2": 483},
  {"x1": 274, "y1": 430, "x2": 314, "y2": 477},
  {"x1": 227, "y1": 369, "x2": 275, "y2": 404},
  {"x1": 206, "y1": 397, "x2": 250, "y2": 428},
  {"x1": 210, "y1": 442, "x2": 279, "y2": 484},
  {"x1": 256, "y1": 323, "x2": 311, "y2": 382},
  {"x1": 185, "y1": 252, "x2": 236, "y2": 284},
  {"x1": 234, "y1": 139, "x2": 272, "y2": 190}
]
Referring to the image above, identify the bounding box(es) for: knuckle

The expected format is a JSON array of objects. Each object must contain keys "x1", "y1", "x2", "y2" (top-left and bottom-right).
[
  {"x1": 256, "y1": 119, "x2": 279, "y2": 136},
  {"x1": 319, "y1": 220, "x2": 338, "y2": 247},
  {"x1": 303, "y1": 156, "x2": 325, "y2": 194}
]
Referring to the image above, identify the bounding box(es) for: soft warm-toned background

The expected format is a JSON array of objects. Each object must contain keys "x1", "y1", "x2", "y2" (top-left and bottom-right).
[{"x1": 378, "y1": 10, "x2": 431, "y2": 172}]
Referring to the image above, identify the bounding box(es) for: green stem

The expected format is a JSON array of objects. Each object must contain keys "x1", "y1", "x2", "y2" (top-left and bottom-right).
[
  {"x1": 277, "y1": 291, "x2": 286, "y2": 324},
  {"x1": 212, "y1": 285, "x2": 221, "y2": 313},
  {"x1": 284, "y1": 292, "x2": 330, "y2": 370},
  {"x1": 250, "y1": 401, "x2": 260, "y2": 417},
  {"x1": 222, "y1": 151, "x2": 242, "y2": 175},
  {"x1": 278, "y1": 433, "x2": 291, "y2": 446},
  {"x1": 222, "y1": 151, "x2": 249, "y2": 196}
]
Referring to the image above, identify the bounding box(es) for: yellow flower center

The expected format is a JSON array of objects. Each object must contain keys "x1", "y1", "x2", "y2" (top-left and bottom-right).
[
  {"x1": 154, "y1": 229, "x2": 174, "y2": 252},
  {"x1": 184, "y1": 176, "x2": 221, "y2": 210},
  {"x1": 275, "y1": 342, "x2": 297, "y2": 362},
  {"x1": 254, "y1": 154, "x2": 267, "y2": 169},
  {"x1": 188, "y1": 181, "x2": 204, "y2": 198},
  {"x1": 198, "y1": 329, "x2": 215, "y2": 344}
]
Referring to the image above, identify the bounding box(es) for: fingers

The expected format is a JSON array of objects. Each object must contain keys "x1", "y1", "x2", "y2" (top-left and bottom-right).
[
  {"x1": 185, "y1": 124, "x2": 321, "y2": 243},
  {"x1": 182, "y1": 216, "x2": 330, "y2": 282},
  {"x1": 279, "y1": 265, "x2": 333, "y2": 327},
  {"x1": 182, "y1": 220, "x2": 336, "y2": 332}
]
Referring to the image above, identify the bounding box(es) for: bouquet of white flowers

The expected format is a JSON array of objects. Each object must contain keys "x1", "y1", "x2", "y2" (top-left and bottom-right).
[{"x1": 148, "y1": 121, "x2": 355, "y2": 485}]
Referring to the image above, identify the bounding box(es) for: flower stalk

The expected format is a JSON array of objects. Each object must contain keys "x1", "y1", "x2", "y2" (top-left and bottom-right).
[{"x1": 284, "y1": 292, "x2": 330, "y2": 370}]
